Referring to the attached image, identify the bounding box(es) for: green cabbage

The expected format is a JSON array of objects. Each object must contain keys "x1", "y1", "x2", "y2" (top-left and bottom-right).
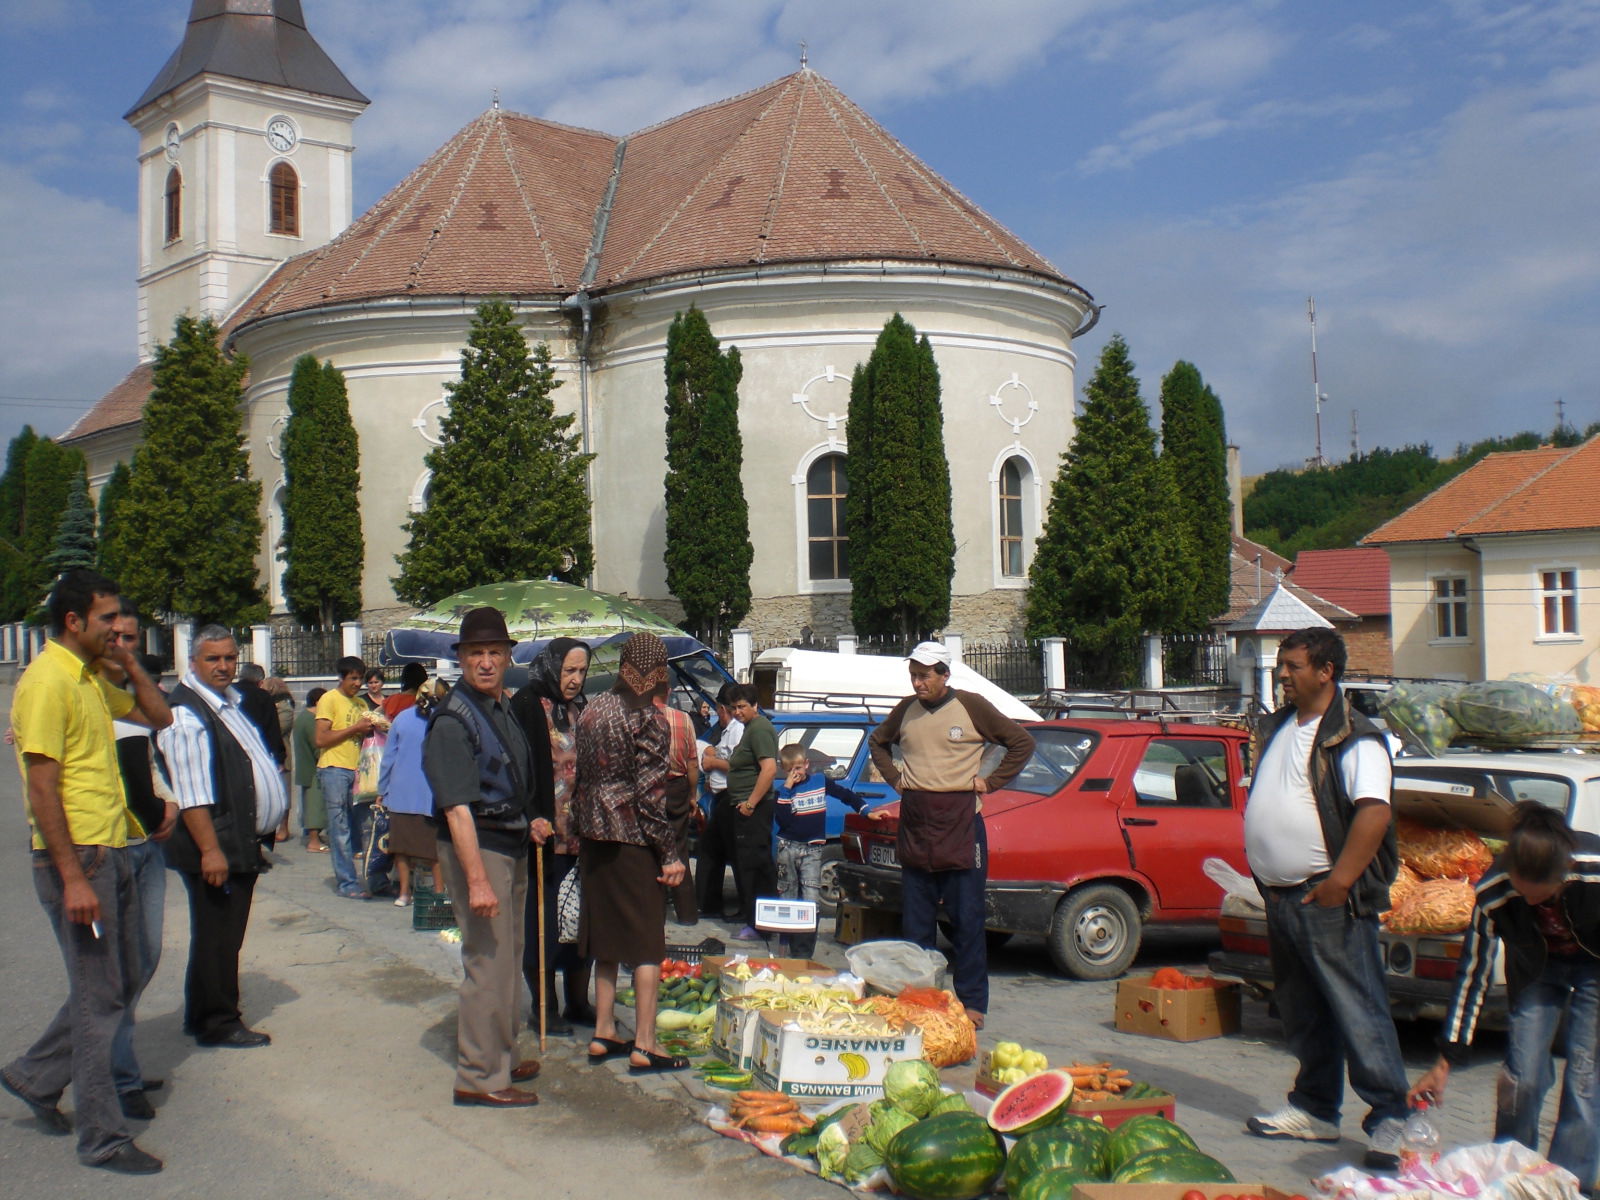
[
  {"x1": 884, "y1": 1059, "x2": 942, "y2": 1118},
  {"x1": 816, "y1": 1120, "x2": 852, "y2": 1180},
  {"x1": 864, "y1": 1107, "x2": 918, "y2": 1154},
  {"x1": 844, "y1": 1140, "x2": 884, "y2": 1183},
  {"x1": 930, "y1": 1091, "x2": 973, "y2": 1115}
]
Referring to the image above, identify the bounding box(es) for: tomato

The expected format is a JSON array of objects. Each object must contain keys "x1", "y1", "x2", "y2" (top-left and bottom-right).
[
  {"x1": 1214, "y1": 1193, "x2": 1235, "y2": 1200},
  {"x1": 1183, "y1": 1190, "x2": 1209, "y2": 1200}
]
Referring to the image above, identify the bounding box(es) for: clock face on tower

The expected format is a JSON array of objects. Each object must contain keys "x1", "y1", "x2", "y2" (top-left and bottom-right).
[
  {"x1": 266, "y1": 117, "x2": 298, "y2": 154},
  {"x1": 164, "y1": 123, "x2": 180, "y2": 162}
]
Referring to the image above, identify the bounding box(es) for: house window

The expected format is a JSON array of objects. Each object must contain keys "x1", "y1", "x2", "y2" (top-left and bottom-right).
[
  {"x1": 164, "y1": 168, "x2": 182, "y2": 242},
  {"x1": 269, "y1": 162, "x2": 299, "y2": 235},
  {"x1": 999, "y1": 456, "x2": 1026, "y2": 577},
  {"x1": 1538, "y1": 568, "x2": 1578, "y2": 637},
  {"x1": 1432, "y1": 575, "x2": 1469, "y2": 640},
  {"x1": 806, "y1": 454, "x2": 848, "y2": 581}
]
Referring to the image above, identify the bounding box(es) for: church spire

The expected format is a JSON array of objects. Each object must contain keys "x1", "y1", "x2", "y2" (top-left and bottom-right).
[{"x1": 127, "y1": 0, "x2": 367, "y2": 118}]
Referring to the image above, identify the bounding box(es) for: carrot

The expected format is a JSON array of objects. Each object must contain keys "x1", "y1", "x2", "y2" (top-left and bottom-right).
[
  {"x1": 736, "y1": 1090, "x2": 790, "y2": 1103},
  {"x1": 741, "y1": 1113, "x2": 812, "y2": 1133}
]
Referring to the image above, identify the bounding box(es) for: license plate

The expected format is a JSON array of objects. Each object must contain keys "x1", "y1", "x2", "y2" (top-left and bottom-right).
[{"x1": 868, "y1": 842, "x2": 899, "y2": 868}]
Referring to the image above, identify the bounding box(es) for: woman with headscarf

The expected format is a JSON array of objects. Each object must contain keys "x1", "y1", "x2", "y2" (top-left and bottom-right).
[
  {"x1": 376, "y1": 675, "x2": 444, "y2": 907},
  {"x1": 512, "y1": 637, "x2": 592, "y2": 1033},
  {"x1": 572, "y1": 632, "x2": 689, "y2": 1072}
]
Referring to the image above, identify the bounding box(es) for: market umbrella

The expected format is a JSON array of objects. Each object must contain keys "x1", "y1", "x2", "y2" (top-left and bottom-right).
[{"x1": 379, "y1": 580, "x2": 707, "y2": 665}]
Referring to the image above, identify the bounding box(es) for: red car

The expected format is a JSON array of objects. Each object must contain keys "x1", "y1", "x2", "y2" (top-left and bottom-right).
[{"x1": 834, "y1": 719, "x2": 1252, "y2": 979}]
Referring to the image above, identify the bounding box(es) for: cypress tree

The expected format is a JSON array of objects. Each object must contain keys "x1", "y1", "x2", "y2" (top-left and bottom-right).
[
  {"x1": 844, "y1": 314, "x2": 954, "y2": 642},
  {"x1": 112, "y1": 315, "x2": 266, "y2": 627},
  {"x1": 393, "y1": 300, "x2": 594, "y2": 606},
  {"x1": 21, "y1": 437, "x2": 87, "y2": 615},
  {"x1": 281, "y1": 355, "x2": 364, "y2": 626},
  {"x1": 0, "y1": 425, "x2": 40, "y2": 621},
  {"x1": 662, "y1": 307, "x2": 752, "y2": 642},
  {"x1": 45, "y1": 471, "x2": 98, "y2": 575},
  {"x1": 1159, "y1": 361, "x2": 1232, "y2": 628},
  {"x1": 95, "y1": 458, "x2": 133, "y2": 581},
  {"x1": 1026, "y1": 334, "x2": 1190, "y2": 686}
]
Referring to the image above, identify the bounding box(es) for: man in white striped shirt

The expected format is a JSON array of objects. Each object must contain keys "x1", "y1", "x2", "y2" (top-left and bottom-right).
[{"x1": 155, "y1": 626, "x2": 288, "y2": 1048}]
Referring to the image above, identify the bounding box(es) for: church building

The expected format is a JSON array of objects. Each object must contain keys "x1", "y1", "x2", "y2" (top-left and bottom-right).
[{"x1": 64, "y1": 0, "x2": 1098, "y2": 640}]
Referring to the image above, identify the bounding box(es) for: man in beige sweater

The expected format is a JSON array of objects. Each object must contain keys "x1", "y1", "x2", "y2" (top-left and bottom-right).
[{"x1": 868, "y1": 642, "x2": 1033, "y2": 1027}]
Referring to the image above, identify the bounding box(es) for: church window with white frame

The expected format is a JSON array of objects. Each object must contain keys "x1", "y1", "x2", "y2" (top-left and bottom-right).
[
  {"x1": 164, "y1": 167, "x2": 182, "y2": 243},
  {"x1": 269, "y1": 162, "x2": 299, "y2": 236},
  {"x1": 806, "y1": 454, "x2": 849, "y2": 581}
]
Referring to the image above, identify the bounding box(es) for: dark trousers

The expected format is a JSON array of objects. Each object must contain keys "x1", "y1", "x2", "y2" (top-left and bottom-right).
[
  {"x1": 696, "y1": 790, "x2": 744, "y2": 917},
  {"x1": 179, "y1": 868, "x2": 259, "y2": 1042},
  {"x1": 901, "y1": 814, "x2": 989, "y2": 1015},
  {"x1": 732, "y1": 794, "x2": 777, "y2": 925},
  {"x1": 665, "y1": 777, "x2": 698, "y2": 924}
]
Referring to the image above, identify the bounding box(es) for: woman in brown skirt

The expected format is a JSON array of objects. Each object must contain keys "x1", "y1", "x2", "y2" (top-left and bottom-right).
[
  {"x1": 572, "y1": 632, "x2": 688, "y2": 1072},
  {"x1": 375, "y1": 677, "x2": 443, "y2": 906}
]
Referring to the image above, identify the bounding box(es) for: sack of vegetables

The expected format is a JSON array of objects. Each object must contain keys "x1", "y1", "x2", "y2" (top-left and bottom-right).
[
  {"x1": 1445, "y1": 680, "x2": 1582, "y2": 743},
  {"x1": 1380, "y1": 682, "x2": 1462, "y2": 757}
]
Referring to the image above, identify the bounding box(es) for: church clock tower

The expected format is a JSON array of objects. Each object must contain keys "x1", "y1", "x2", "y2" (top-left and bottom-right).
[{"x1": 126, "y1": 1, "x2": 367, "y2": 358}]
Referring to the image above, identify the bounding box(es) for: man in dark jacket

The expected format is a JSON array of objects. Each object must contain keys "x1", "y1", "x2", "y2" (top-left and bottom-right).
[
  {"x1": 155, "y1": 626, "x2": 288, "y2": 1048},
  {"x1": 1411, "y1": 804, "x2": 1600, "y2": 1195},
  {"x1": 1241, "y1": 627, "x2": 1409, "y2": 1169}
]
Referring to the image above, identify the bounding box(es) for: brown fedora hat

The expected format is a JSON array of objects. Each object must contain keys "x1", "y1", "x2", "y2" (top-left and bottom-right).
[{"x1": 451, "y1": 606, "x2": 518, "y2": 650}]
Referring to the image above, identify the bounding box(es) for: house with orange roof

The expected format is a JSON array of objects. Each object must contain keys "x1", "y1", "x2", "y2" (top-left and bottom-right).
[
  {"x1": 1363, "y1": 434, "x2": 1600, "y2": 682},
  {"x1": 62, "y1": 1, "x2": 1098, "y2": 641}
]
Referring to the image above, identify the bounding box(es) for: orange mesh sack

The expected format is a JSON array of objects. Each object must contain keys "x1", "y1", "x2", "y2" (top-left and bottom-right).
[
  {"x1": 1396, "y1": 818, "x2": 1494, "y2": 881},
  {"x1": 1383, "y1": 877, "x2": 1475, "y2": 934},
  {"x1": 1381, "y1": 863, "x2": 1425, "y2": 927}
]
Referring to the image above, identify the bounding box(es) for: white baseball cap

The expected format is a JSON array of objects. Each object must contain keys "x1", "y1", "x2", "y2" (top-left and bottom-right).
[{"x1": 908, "y1": 640, "x2": 951, "y2": 667}]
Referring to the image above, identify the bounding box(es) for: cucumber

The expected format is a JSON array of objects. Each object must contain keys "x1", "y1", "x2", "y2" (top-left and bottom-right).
[{"x1": 781, "y1": 1131, "x2": 820, "y2": 1157}]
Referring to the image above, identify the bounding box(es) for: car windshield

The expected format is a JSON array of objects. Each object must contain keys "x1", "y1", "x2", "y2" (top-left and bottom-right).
[
  {"x1": 776, "y1": 723, "x2": 867, "y2": 780},
  {"x1": 1006, "y1": 727, "x2": 1100, "y2": 796}
]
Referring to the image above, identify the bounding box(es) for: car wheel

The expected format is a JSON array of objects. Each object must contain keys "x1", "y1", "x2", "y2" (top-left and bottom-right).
[
  {"x1": 1047, "y1": 884, "x2": 1141, "y2": 980},
  {"x1": 816, "y1": 844, "x2": 846, "y2": 916}
]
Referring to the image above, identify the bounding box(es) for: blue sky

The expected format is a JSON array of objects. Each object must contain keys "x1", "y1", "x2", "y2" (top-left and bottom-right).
[{"x1": 3, "y1": 0, "x2": 1598, "y2": 473}]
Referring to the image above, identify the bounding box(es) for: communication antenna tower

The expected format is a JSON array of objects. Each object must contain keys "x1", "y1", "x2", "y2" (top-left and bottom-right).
[
  {"x1": 1350, "y1": 409, "x2": 1360, "y2": 460},
  {"x1": 1308, "y1": 297, "x2": 1326, "y2": 468}
]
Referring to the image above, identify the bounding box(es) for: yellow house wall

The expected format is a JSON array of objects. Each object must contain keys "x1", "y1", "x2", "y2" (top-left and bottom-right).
[
  {"x1": 1477, "y1": 534, "x2": 1599, "y2": 682},
  {"x1": 1384, "y1": 543, "x2": 1483, "y2": 680}
]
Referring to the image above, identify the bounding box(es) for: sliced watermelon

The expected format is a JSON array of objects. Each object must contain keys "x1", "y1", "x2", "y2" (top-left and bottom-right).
[{"x1": 987, "y1": 1068, "x2": 1075, "y2": 1136}]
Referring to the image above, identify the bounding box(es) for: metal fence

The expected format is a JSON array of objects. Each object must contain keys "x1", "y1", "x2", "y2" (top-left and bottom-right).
[
  {"x1": 269, "y1": 626, "x2": 342, "y2": 677},
  {"x1": 964, "y1": 640, "x2": 1044, "y2": 695},
  {"x1": 1162, "y1": 633, "x2": 1232, "y2": 687}
]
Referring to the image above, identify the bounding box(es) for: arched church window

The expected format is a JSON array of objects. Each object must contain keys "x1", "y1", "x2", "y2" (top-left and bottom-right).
[
  {"x1": 269, "y1": 162, "x2": 300, "y2": 236},
  {"x1": 806, "y1": 454, "x2": 849, "y2": 581},
  {"x1": 999, "y1": 456, "x2": 1028, "y2": 577},
  {"x1": 164, "y1": 168, "x2": 182, "y2": 243}
]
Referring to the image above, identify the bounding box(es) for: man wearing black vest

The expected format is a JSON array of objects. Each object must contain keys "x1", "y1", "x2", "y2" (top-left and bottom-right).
[
  {"x1": 424, "y1": 608, "x2": 546, "y2": 1108},
  {"x1": 156, "y1": 625, "x2": 289, "y2": 1048}
]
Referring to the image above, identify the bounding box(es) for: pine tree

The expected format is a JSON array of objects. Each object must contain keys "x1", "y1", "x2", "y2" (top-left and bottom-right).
[
  {"x1": 662, "y1": 307, "x2": 752, "y2": 642},
  {"x1": 281, "y1": 355, "x2": 363, "y2": 626},
  {"x1": 95, "y1": 458, "x2": 132, "y2": 582},
  {"x1": 45, "y1": 471, "x2": 98, "y2": 574},
  {"x1": 0, "y1": 425, "x2": 40, "y2": 621},
  {"x1": 21, "y1": 437, "x2": 87, "y2": 618},
  {"x1": 844, "y1": 314, "x2": 954, "y2": 642},
  {"x1": 393, "y1": 300, "x2": 594, "y2": 605},
  {"x1": 1026, "y1": 334, "x2": 1191, "y2": 686},
  {"x1": 1159, "y1": 361, "x2": 1231, "y2": 628},
  {"x1": 111, "y1": 315, "x2": 266, "y2": 626}
]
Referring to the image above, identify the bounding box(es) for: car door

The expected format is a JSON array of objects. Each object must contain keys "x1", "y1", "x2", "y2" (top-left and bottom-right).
[{"x1": 1117, "y1": 734, "x2": 1247, "y2": 915}]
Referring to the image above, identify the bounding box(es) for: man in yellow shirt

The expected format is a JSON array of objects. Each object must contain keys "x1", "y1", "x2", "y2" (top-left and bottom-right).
[
  {"x1": 315, "y1": 655, "x2": 375, "y2": 898},
  {"x1": 2, "y1": 570, "x2": 170, "y2": 1175}
]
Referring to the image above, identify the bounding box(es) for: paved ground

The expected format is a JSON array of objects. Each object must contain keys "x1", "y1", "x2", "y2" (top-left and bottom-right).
[{"x1": 0, "y1": 679, "x2": 1551, "y2": 1198}]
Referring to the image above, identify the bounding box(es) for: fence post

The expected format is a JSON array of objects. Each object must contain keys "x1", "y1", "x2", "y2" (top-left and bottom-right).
[
  {"x1": 173, "y1": 620, "x2": 194, "y2": 668},
  {"x1": 944, "y1": 632, "x2": 963, "y2": 666},
  {"x1": 251, "y1": 624, "x2": 272, "y2": 674},
  {"x1": 837, "y1": 634, "x2": 856, "y2": 655},
  {"x1": 730, "y1": 628, "x2": 752, "y2": 680},
  {"x1": 340, "y1": 621, "x2": 362, "y2": 659},
  {"x1": 1042, "y1": 637, "x2": 1066, "y2": 690},
  {"x1": 1143, "y1": 634, "x2": 1164, "y2": 689}
]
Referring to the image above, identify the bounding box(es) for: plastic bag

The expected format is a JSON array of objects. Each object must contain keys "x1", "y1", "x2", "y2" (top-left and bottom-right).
[
  {"x1": 1316, "y1": 1139, "x2": 1581, "y2": 1200},
  {"x1": 356, "y1": 732, "x2": 385, "y2": 799},
  {"x1": 1203, "y1": 856, "x2": 1262, "y2": 906},
  {"x1": 1380, "y1": 683, "x2": 1462, "y2": 757},
  {"x1": 844, "y1": 940, "x2": 947, "y2": 994}
]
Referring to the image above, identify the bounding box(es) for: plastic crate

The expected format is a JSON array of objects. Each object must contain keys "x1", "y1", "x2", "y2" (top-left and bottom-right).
[
  {"x1": 411, "y1": 873, "x2": 456, "y2": 931},
  {"x1": 664, "y1": 936, "x2": 725, "y2": 964}
]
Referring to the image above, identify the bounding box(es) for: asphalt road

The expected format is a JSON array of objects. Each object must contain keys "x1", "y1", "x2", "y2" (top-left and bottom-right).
[{"x1": 0, "y1": 678, "x2": 1540, "y2": 1198}]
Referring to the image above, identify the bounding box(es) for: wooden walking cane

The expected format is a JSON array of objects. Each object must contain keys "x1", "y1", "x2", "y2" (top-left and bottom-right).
[{"x1": 536, "y1": 844, "x2": 548, "y2": 1053}]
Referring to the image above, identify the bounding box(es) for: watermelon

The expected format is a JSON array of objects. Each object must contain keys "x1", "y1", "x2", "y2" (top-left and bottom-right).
[
  {"x1": 1003, "y1": 1126, "x2": 1109, "y2": 1195},
  {"x1": 1112, "y1": 1147, "x2": 1235, "y2": 1183},
  {"x1": 1103, "y1": 1114, "x2": 1198, "y2": 1173},
  {"x1": 884, "y1": 1111, "x2": 1007, "y2": 1200},
  {"x1": 987, "y1": 1068, "x2": 1075, "y2": 1135},
  {"x1": 1017, "y1": 1165, "x2": 1098, "y2": 1200}
]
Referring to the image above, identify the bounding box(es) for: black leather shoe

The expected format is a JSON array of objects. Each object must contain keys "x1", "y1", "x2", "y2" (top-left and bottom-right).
[
  {"x1": 199, "y1": 1028, "x2": 271, "y2": 1048},
  {"x1": 119, "y1": 1090, "x2": 156, "y2": 1120},
  {"x1": 453, "y1": 1087, "x2": 539, "y2": 1108},
  {"x1": 92, "y1": 1141, "x2": 163, "y2": 1174},
  {"x1": 531, "y1": 1010, "x2": 573, "y2": 1035},
  {"x1": 1, "y1": 1071, "x2": 69, "y2": 1135}
]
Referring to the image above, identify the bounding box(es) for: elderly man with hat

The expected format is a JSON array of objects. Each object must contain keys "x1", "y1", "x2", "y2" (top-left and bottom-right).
[
  {"x1": 423, "y1": 608, "x2": 549, "y2": 1107},
  {"x1": 867, "y1": 640, "x2": 1034, "y2": 1028}
]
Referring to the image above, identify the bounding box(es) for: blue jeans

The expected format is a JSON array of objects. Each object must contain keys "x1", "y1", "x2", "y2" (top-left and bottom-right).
[
  {"x1": 1497, "y1": 955, "x2": 1600, "y2": 1190},
  {"x1": 775, "y1": 839, "x2": 824, "y2": 959},
  {"x1": 318, "y1": 766, "x2": 362, "y2": 895},
  {"x1": 4, "y1": 846, "x2": 137, "y2": 1163},
  {"x1": 901, "y1": 814, "x2": 989, "y2": 1015},
  {"x1": 110, "y1": 838, "x2": 166, "y2": 1095},
  {"x1": 1262, "y1": 881, "x2": 1410, "y2": 1133}
]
